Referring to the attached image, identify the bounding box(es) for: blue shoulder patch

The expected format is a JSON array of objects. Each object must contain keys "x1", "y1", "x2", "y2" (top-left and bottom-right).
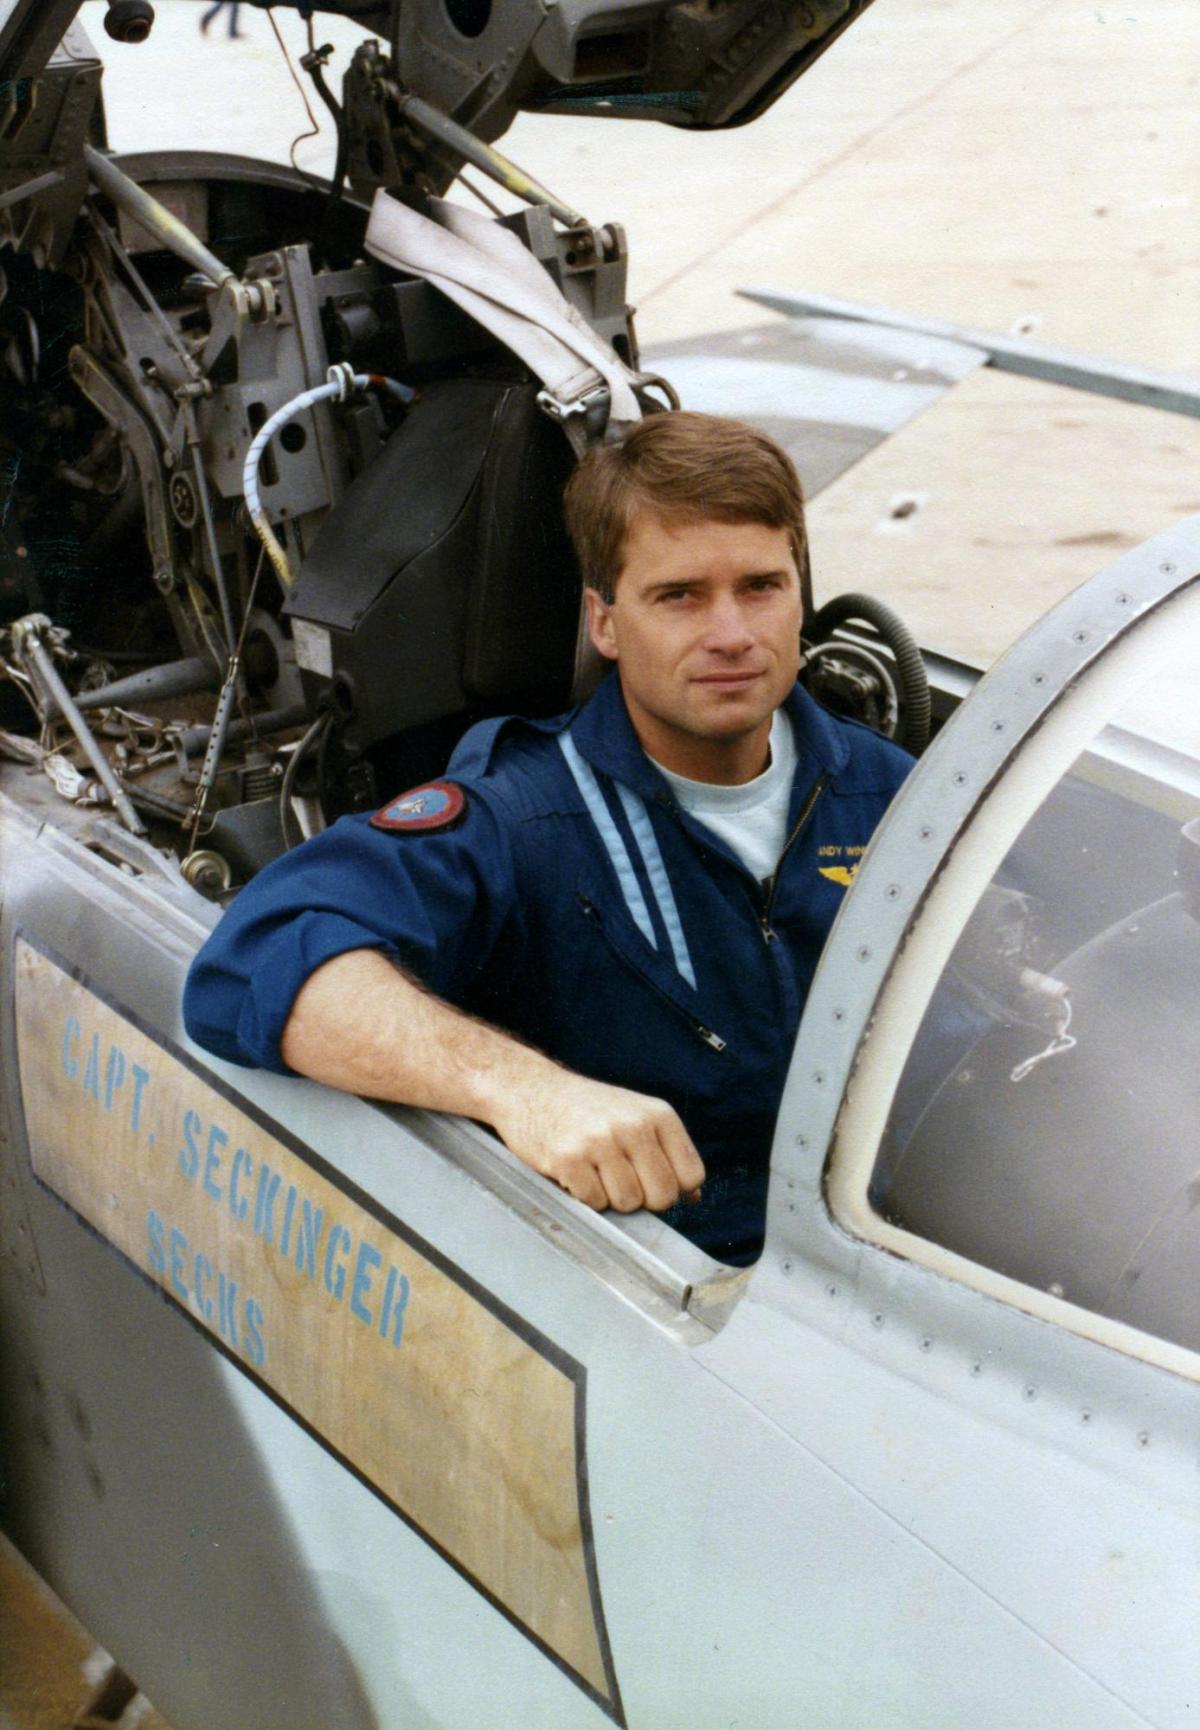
[{"x1": 370, "y1": 781, "x2": 467, "y2": 833}]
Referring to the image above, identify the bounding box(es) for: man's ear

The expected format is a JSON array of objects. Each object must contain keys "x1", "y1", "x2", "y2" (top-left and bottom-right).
[{"x1": 584, "y1": 587, "x2": 620, "y2": 662}]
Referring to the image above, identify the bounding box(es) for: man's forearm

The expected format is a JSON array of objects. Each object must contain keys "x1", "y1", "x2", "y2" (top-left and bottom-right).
[
  {"x1": 280, "y1": 947, "x2": 556, "y2": 1123},
  {"x1": 279, "y1": 948, "x2": 706, "y2": 1214}
]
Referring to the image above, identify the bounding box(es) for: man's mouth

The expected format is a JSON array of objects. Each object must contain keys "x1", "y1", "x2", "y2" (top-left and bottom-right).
[{"x1": 693, "y1": 670, "x2": 763, "y2": 690}]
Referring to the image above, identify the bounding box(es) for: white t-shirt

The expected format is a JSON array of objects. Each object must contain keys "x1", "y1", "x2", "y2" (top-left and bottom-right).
[{"x1": 653, "y1": 710, "x2": 797, "y2": 884}]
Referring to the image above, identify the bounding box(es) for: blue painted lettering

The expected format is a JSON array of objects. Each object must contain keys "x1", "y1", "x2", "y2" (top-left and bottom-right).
[
  {"x1": 169, "y1": 1227, "x2": 189, "y2": 1302},
  {"x1": 254, "y1": 1163, "x2": 281, "y2": 1244},
  {"x1": 379, "y1": 1266, "x2": 411, "y2": 1347},
  {"x1": 217, "y1": 1273, "x2": 239, "y2": 1347},
  {"x1": 203, "y1": 1122, "x2": 228, "y2": 1204},
  {"x1": 280, "y1": 1184, "x2": 298, "y2": 1259},
  {"x1": 103, "y1": 1044, "x2": 126, "y2": 1112},
  {"x1": 82, "y1": 1032, "x2": 101, "y2": 1102},
  {"x1": 130, "y1": 1063, "x2": 150, "y2": 1133},
  {"x1": 324, "y1": 1222, "x2": 350, "y2": 1300},
  {"x1": 193, "y1": 1253, "x2": 214, "y2": 1322},
  {"x1": 350, "y1": 1239, "x2": 382, "y2": 1326},
  {"x1": 294, "y1": 1200, "x2": 324, "y2": 1280},
  {"x1": 229, "y1": 1148, "x2": 252, "y2": 1222},
  {"x1": 179, "y1": 1108, "x2": 202, "y2": 1180},
  {"x1": 243, "y1": 1298, "x2": 266, "y2": 1368},
  {"x1": 146, "y1": 1209, "x2": 166, "y2": 1275},
  {"x1": 61, "y1": 1015, "x2": 81, "y2": 1079}
]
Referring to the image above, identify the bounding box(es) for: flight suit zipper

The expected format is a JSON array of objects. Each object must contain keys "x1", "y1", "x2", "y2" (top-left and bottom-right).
[
  {"x1": 577, "y1": 895, "x2": 727, "y2": 1051},
  {"x1": 759, "y1": 772, "x2": 830, "y2": 943}
]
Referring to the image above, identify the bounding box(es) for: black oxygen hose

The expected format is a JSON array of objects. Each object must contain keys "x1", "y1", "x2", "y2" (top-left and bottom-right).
[{"x1": 806, "y1": 591, "x2": 931, "y2": 754}]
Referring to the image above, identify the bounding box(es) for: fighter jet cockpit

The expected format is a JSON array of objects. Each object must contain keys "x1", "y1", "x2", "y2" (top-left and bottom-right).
[{"x1": 0, "y1": 0, "x2": 917, "y2": 896}]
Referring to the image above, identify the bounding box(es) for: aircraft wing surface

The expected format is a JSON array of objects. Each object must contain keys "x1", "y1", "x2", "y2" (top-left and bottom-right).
[{"x1": 645, "y1": 315, "x2": 987, "y2": 498}]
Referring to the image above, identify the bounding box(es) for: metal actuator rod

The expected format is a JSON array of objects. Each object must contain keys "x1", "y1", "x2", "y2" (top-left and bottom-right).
[{"x1": 83, "y1": 144, "x2": 234, "y2": 288}]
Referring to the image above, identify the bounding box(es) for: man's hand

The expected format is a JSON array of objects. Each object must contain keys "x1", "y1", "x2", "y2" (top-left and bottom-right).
[
  {"x1": 490, "y1": 1072, "x2": 705, "y2": 1213},
  {"x1": 281, "y1": 949, "x2": 704, "y2": 1214}
]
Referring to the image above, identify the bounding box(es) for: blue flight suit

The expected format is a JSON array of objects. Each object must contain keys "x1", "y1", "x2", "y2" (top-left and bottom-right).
[{"x1": 184, "y1": 672, "x2": 912, "y2": 1264}]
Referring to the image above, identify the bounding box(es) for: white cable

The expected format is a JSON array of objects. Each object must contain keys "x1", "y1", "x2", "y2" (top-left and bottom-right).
[
  {"x1": 242, "y1": 368, "x2": 414, "y2": 589},
  {"x1": 1010, "y1": 994, "x2": 1077, "y2": 1083}
]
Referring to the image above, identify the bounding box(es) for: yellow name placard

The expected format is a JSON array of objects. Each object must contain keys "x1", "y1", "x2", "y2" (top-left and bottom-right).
[{"x1": 14, "y1": 936, "x2": 620, "y2": 1719}]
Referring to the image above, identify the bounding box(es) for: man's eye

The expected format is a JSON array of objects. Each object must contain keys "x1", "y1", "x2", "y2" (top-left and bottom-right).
[
  {"x1": 656, "y1": 588, "x2": 693, "y2": 604},
  {"x1": 747, "y1": 576, "x2": 781, "y2": 593}
]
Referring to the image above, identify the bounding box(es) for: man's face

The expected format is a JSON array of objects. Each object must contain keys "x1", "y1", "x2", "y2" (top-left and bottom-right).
[{"x1": 585, "y1": 511, "x2": 803, "y2": 783}]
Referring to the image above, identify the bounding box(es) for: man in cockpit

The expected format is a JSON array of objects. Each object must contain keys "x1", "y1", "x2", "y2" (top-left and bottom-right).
[{"x1": 184, "y1": 412, "x2": 912, "y2": 1265}]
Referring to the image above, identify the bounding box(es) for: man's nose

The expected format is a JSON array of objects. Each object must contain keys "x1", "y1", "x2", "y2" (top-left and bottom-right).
[{"x1": 701, "y1": 595, "x2": 755, "y2": 655}]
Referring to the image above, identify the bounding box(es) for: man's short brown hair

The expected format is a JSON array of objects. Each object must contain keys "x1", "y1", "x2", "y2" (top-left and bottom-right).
[{"x1": 563, "y1": 411, "x2": 806, "y2": 603}]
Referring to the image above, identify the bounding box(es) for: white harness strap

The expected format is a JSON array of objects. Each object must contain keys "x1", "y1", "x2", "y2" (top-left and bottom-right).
[
  {"x1": 558, "y1": 730, "x2": 697, "y2": 991},
  {"x1": 364, "y1": 192, "x2": 644, "y2": 447}
]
